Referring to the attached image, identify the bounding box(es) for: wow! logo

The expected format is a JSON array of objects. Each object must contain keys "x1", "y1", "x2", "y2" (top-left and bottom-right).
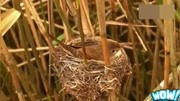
[{"x1": 151, "y1": 89, "x2": 180, "y2": 101}]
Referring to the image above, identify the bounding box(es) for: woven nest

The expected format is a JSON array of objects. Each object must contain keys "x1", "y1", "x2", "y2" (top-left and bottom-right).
[{"x1": 52, "y1": 37, "x2": 132, "y2": 101}]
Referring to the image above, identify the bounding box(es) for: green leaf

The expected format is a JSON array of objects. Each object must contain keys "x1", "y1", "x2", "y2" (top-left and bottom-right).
[
  {"x1": 175, "y1": 10, "x2": 180, "y2": 21},
  {"x1": 157, "y1": 0, "x2": 163, "y2": 4},
  {"x1": 52, "y1": 34, "x2": 64, "y2": 45}
]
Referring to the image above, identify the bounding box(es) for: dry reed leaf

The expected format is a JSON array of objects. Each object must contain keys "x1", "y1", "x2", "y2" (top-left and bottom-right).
[
  {"x1": 0, "y1": 8, "x2": 21, "y2": 36},
  {"x1": 22, "y1": 0, "x2": 46, "y2": 34},
  {"x1": 80, "y1": 0, "x2": 95, "y2": 36},
  {"x1": 106, "y1": 21, "x2": 157, "y2": 28}
]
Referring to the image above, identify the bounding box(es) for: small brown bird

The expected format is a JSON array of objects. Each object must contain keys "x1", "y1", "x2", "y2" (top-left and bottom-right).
[{"x1": 57, "y1": 37, "x2": 127, "y2": 62}]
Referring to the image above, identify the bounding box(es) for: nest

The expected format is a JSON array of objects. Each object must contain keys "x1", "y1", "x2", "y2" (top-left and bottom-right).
[{"x1": 52, "y1": 37, "x2": 132, "y2": 101}]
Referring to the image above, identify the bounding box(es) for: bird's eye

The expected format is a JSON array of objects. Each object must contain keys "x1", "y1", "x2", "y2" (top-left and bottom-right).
[{"x1": 110, "y1": 49, "x2": 116, "y2": 53}]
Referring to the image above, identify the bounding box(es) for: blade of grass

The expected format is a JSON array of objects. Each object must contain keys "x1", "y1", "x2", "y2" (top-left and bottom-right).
[
  {"x1": 0, "y1": 9, "x2": 21, "y2": 36},
  {"x1": 53, "y1": 0, "x2": 75, "y2": 41}
]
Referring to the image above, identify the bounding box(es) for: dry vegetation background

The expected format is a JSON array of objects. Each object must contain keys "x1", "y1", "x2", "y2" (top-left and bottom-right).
[{"x1": 0, "y1": 0, "x2": 180, "y2": 101}]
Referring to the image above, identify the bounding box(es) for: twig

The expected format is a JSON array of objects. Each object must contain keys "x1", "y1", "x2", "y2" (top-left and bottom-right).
[{"x1": 8, "y1": 47, "x2": 50, "y2": 52}]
